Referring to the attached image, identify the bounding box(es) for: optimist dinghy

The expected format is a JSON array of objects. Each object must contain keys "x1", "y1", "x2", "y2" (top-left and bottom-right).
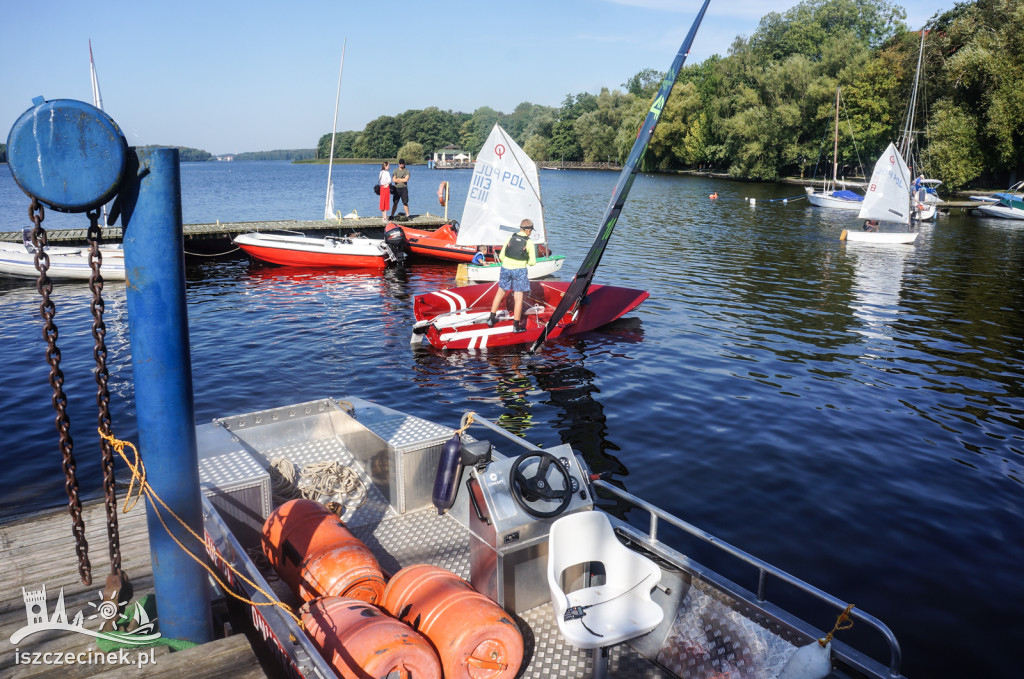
[{"x1": 412, "y1": 0, "x2": 726, "y2": 351}]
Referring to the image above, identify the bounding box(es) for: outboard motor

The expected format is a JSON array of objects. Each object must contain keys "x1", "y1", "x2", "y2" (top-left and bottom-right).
[
  {"x1": 432, "y1": 433, "x2": 491, "y2": 515},
  {"x1": 384, "y1": 223, "x2": 408, "y2": 266}
]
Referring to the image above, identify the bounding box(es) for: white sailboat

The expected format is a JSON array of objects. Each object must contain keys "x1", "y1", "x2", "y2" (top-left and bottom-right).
[
  {"x1": 324, "y1": 41, "x2": 346, "y2": 221},
  {"x1": 899, "y1": 30, "x2": 937, "y2": 222},
  {"x1": 845, "y1": 142, "x2": 918, "y2": 243},
  {"x1": 805, "y1": 87, "x2": 864, "y2": 210},
  {"x1": 454, "y1": 124, "x2": 564, "y2": 282}
]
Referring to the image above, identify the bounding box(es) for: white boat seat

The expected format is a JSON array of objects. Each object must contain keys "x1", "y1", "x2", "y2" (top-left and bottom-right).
[{"x1": 547, "y1": 510, "x2": 664, "y2": 678}]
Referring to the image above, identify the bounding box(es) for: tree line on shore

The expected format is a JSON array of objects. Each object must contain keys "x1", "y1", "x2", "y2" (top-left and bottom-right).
[{"x1": 316, "y1": 0, "x2": 1022, "y2": 193}]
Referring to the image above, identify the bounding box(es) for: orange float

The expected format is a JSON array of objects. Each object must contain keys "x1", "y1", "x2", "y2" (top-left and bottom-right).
[
  {"x1": 301, "y1": 597, "x2": 442, "y2": 679},
  {"x1": 261, "y1": 498, "x2": 384, "y2": 603},
  {"x1": 299, "y1": 540, "x2": 385, "y2": 603},
  {"x1": 382, "y1": 564, "x2": 524, "y2": 679}
]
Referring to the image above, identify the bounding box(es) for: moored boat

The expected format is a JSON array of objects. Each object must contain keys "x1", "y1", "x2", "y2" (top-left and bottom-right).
[
  {"x1": 234, "y1": 231, "x2": 400, "y2": 270},
  {"x1": 411, "y1": 280, "x2": 649, "y2": 349},
  {"x1": 0, "y1": 240, "x2": 126, "y2": 280},
  {"x1": 199, "y1": 395, "x2": 907, "y2": 679},
  {"x1": 973, "y1": 181, "x2": 1024, "y2": 220},
  {"x1": 806, "y1": 88, "x2": 865, "y2": 211}
]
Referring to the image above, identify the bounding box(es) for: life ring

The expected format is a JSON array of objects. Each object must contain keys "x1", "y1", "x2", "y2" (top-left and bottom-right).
[{"x1": 438, "y1": 181, "x2": 448, "y2": 207}]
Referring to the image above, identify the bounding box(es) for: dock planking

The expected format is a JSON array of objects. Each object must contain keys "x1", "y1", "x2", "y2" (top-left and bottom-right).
[
  {"x1": 0, "y1": 215, "x2": 449, "y2": 253},
  {"x1": 0, "y1": 499, "x2": 271, "y2": 678}
]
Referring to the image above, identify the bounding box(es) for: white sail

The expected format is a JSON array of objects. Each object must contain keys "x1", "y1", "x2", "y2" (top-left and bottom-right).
[
  {"x1": 455, "y1": 124, "x2": 545, "y2": 246},
  {"x1": 858, "y1": 143, "x2": 912, "y2": 224},
  {"x1": 325, "y1": 41, "x2": 346, "y2": 221},
  {"x1": 89, "y1": 40, "x2": 103, "y2": 110}
]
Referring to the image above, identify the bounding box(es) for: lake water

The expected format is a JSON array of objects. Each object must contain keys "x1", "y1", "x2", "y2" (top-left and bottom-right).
[{"x1": 2, "y1": 161, "x2": 1021, "y2": 677}]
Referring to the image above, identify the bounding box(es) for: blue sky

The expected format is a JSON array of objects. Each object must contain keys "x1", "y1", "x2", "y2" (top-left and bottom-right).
[{"x1": 2, "y1": 0, "x2": 949, "y2": 156}]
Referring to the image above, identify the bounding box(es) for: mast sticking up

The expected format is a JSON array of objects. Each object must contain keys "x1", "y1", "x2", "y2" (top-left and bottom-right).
[
  {"x1": 325, "y1": 40, "x2": 347, "y2": 221},
  {"x1": 89, "y1": 39, "x2": 103, "y2": 111}
]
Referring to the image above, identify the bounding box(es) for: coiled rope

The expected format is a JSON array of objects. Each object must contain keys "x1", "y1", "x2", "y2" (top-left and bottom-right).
[
  {"x1": 99, "y1": 429, "x2": 304, "y2": 628},
  {"x1": 269, "y1": 457, "x2": 367, "y2": 508}
]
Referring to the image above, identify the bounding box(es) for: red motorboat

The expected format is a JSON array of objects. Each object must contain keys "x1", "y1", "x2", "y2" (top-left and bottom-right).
[
  {"x1": 395, "y1": 222, "x2": 481, "y2": 262},
  {"x1": 412, "y1": 281, "x2": 648, "y2": 350},
  {"x1": 234, "y1": 232, "x2": 401, "y2": 270}
]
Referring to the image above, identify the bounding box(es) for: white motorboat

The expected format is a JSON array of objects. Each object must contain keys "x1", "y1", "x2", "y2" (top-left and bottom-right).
[
  {"x1": 974, "y1": 181, "x2": 1024, "y2": 220},
  {"x1": 0, "y1": 239, "x2": 126, "y2": 280}
]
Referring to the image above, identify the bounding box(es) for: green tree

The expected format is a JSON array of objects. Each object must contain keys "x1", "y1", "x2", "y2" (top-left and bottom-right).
[
  {"x1": 0, "y1": 143, "x2": 6, "y2": 163},
  {"x1": 574, "y1": 88, "x2": 636, "y2": 162},
  {"x1": 623, "y1": 68, "x2": 664, "y2": 98},
  {"x1": 459, "y1": 107, "x2": 502, "y2": 154},
  {"x1": 354, "y1": 115, "x2": 402, "y2": 158},
  {"x1": 750, "y1": 0, "x2": 907, "y2": 62},
  {"x1": 924, "y1": 99, "x2": 984, "y2": 192},
  {"x1": 399, "y1": 107, "x2": 463, "y2": 155},
  {"x1": 396, "y1": 141, "x2": 425, "y2": 162},
  {"x1": 523, "y1": 134, "x2": 550, "y2": 161}
]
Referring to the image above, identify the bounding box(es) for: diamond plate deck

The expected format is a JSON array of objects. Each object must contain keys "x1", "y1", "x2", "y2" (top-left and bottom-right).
[{"x1": 346, "y1": 502, "x2": 672, "y2": 679}]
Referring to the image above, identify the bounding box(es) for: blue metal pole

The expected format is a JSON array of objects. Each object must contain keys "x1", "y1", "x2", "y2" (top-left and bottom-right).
[{"x1": 122, "y1": 147, "x2": 213, "y2": 644}]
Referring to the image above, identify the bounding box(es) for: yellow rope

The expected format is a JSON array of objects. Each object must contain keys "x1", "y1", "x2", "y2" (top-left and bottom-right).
[
  {"x1": 819, "y1": 603, "x2": 855, "y2": 646},
  {"x1": 456, "y1": 412, "x2": 475, "y2": 436},
  {"x1": 99, "y1": 428, "x2": 304, "y2": 628}
]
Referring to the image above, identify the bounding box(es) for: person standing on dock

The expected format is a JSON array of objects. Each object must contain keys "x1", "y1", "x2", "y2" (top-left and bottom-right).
[
  {"x1": 487, "y1": 219, "x2": 537, "y2": 333},
  {"x1": 378, "y1": 161, "x2": 392, "y2": 222},
  {"x1": 390, "y1": 159, "x2": 410, "y2": 220}
]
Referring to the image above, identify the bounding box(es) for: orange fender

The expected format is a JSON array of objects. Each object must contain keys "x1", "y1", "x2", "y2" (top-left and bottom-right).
[
  {"x1": 301, "y1": 597, "x2": 441, "y2": 679},
  {"x1": 382, "y1": 564, "x2": 523, "y2": 679}
]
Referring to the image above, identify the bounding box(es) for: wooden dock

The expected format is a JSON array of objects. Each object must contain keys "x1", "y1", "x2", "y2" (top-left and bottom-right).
[
  {"x1": 0, "y1": 214, "x2": 449, "y2": 255},
  {"x1": 0, "y1": 500, "x2": 272, "y2": 678}
]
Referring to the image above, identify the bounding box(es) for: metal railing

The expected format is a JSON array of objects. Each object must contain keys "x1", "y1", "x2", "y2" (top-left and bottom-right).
[{"x1": 593, "y1": 480, "x2": 904, "y2": 679}]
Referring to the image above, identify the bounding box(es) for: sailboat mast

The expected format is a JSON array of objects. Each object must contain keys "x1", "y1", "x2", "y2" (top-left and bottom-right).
[
  {"x1": 529, "y1": 0, "x2": 713, "y2": 352},
  {"x1": 89, "y1": 39, "x2": 103, "y2": 111},
  {"x1": 899, "y1": 30, "x2": 927, "y2": 161},
  {"x1": 325, "y1": 40, "x2": 346, "y2": 220},
  {"x1": 832, "y1": 86, "x2": 840, "y2": 187}
]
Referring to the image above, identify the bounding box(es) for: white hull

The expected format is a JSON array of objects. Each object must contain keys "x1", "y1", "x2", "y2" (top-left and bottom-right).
[
  {"x1": 805, "y1": 189, "x2": 863, "y2": 210},
  {"x1": 914, "y1": 203, "x2": 937, "y2": 221},
  {"x1": 975, "y1": 204, "x2": 1024, "y2": 220},
  {"x1": 0, "y1": 242, "x2": 126, "y2": 280},
  {"x1": 841, "y1": 229, "x2": 918, "y2": 244},
  {"x1": 459, "y1": 255, "x2": 565, "y2": 282}
]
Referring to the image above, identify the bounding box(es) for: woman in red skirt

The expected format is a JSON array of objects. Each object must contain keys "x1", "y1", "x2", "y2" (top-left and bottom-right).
[{"x1": 378, "y1": 161, "x2": 392, "y2": 222}]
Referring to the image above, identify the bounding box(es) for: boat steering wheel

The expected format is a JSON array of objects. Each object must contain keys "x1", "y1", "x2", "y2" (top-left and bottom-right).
[{"x1": 510, "y1": 451, "x2": 574, "y2": 519}]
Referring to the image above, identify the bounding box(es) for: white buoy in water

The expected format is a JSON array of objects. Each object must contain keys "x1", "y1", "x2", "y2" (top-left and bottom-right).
[
  {"x1": 749, "y1": 198, "x2": 756, "y2": 206},
  {"x1": 779, "y1": 641, "x2": 831, "y2": 679},
  {"x1": 783, "y1": 199, "x2": 788, "y2": 204}
]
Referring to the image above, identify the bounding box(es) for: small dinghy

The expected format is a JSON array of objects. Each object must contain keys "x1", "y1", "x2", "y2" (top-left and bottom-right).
[{"x1": 234, "y1": 231, "x2": 401, "y2": 270}]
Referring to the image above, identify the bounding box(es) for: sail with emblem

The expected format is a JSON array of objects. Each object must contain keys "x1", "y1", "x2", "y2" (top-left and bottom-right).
[
  {"x1": 455, "y1": 124, "x2": 545, "y2": 246},
  {"x1": 857, "y1": 142, "x2": 912, "y2": 224}
]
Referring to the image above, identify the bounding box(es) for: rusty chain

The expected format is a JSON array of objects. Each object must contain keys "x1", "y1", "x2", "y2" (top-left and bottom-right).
[
  {"x1": 31, "y1": 198, "x2": 92, "y2": 586},
  {"x1": 86, "y1": 210, "x2": 128, "y2": 602}
]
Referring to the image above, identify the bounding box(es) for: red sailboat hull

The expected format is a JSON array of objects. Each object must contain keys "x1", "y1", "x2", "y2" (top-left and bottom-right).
[{"x1": 413, "y1": 281, "x2": 648, "y2": 350}]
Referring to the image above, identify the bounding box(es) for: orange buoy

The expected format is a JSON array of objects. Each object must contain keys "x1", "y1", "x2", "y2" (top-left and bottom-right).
[
  {"x1": 709, "y1": 192, "x2": 718, "y2": 199},
  {"x1": 301, "y1": 597, "x2": 442, "y2": 679},
  {"x1": 261, "y1": 498, "x2": 384, "y2": 603},
  {"x1": 382, "y1": 564, "x2": 523, "y2": 679},
  {"x1": 299, "y1": 540, "x2": 385, "y2": 603}
]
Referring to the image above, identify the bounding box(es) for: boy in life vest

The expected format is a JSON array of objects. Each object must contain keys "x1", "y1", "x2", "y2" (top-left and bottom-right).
[{"x1": 487, "y1": 219, "x2": 537, "y2": 333}]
